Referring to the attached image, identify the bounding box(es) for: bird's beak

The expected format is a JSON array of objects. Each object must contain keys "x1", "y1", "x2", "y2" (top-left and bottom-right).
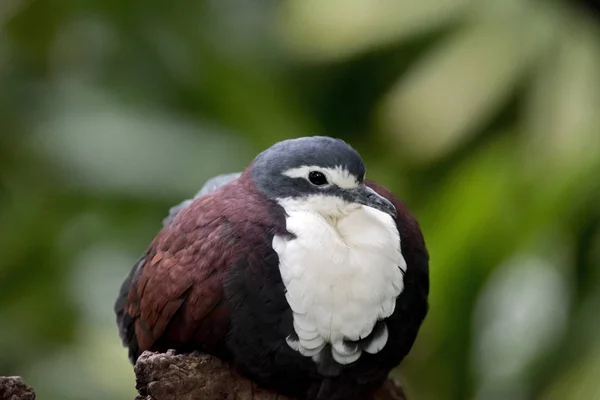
[{"x1": 346, "y1": 185, "x2": 396, "y2": 217}]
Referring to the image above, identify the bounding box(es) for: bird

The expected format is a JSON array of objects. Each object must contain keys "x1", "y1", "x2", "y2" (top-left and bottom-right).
[{"x1": 115, "y1": 136, "x2": 429, "y2": 400}]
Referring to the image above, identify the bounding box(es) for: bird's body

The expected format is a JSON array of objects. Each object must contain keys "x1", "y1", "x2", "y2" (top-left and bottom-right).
[{"x1": 115, "y1": 137, "x2": 429, "y2": 400}]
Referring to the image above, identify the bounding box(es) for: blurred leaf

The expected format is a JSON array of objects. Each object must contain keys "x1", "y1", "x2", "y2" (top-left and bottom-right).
[
  {"x1": 378, "y1": 13, "x2": 552, "y2": 164},
  {"x1": 523, "y1": 13, "x2": 600, "y2": 174},
  {"x1": 420, "y1": 135, "x2": 517, "y2": 312},
  {"x1": 278, "y1": 0, "x2": 471, "y2": 62},
  {"x1": 28, "y1": 80, "x2": 254, "y2": 200},
  {"x1": 471, "y1": 252, "x2": 571, "y2": 400},
  {"x1": 541, "y1": 342, "x2": 600, "y2": 400}
]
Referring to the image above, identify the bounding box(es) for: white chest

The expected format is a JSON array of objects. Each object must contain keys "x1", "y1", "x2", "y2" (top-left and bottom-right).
[{"x1": 272, "y1": 202, "x2": 406, "y2": 365}]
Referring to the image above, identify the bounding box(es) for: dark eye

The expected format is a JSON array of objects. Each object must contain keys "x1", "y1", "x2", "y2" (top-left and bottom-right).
[{"x1": 308, "y1": 171, "x2": 328, "y2": 186}]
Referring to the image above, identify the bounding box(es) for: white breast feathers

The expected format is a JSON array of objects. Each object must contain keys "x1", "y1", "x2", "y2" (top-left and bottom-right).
[{"x1": 272, "y1": 198, "x2": 406, "y2": 365}]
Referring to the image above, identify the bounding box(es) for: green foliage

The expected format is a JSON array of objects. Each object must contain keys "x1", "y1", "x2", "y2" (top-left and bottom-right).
[{"x1": 1, "y1": 0, "x2": 599, "y2": 399}]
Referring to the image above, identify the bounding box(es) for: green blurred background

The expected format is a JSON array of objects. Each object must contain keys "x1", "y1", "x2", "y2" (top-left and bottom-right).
[{"x1": 1, "y1": 0, "x2": 600, "y2": 399}]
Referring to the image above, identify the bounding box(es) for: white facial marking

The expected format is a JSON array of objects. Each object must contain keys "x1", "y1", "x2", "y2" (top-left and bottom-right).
[
  {"x1": 282, "y1": 165, "x2": 359, "y2": 189},
  {"x1": 273, "y1": 196, "x2": 406, "y2": 366}
]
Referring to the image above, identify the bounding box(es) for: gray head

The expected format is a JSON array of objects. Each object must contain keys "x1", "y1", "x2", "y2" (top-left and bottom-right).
[{"x1": 250, "y1": 136, "x2": 395, "y2": 217}]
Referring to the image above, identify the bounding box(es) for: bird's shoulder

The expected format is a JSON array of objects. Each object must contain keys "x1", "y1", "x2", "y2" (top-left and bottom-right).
[{"x1": 167, "y1": 177, "x2": 288, "y2": 242}]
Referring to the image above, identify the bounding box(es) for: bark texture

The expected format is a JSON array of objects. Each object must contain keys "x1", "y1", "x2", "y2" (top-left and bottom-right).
[
  {"x1": 134, "y1": 350, "x2": 408, "y2": 400},
  {"x1": 0, "y1": 376, "x2": 36, "y2": 400}
]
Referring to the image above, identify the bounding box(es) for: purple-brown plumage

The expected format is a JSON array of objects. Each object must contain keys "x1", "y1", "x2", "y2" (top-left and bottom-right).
[
  {"x1": 120, "y1": 171, "x2": 284, "y2": 356},
  {"x1": 115, "y1": 137, "x2": 429, "y2": 400}
]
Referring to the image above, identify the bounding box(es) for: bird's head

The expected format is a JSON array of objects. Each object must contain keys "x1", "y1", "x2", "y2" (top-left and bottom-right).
[{"x1": 249, "y1": 136, "x2": 396, "y2": 219}]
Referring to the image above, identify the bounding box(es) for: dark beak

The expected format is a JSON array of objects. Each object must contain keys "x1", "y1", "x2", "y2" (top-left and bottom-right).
[{"x1": 346, "y1": 185, "x2": 396, "y2": 217}]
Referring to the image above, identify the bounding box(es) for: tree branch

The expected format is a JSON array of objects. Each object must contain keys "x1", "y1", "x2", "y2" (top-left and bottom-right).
[
  {"x1": 134, "y1": 350, "x2": 408, "y2": 400},
  {"x1": 0, "y1": 376, "x2": 36, "y2": 400}
]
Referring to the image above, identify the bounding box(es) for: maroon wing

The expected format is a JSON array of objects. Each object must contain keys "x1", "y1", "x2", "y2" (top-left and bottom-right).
[{"x1": 115, "y1": 182, "x2": 261, "y2": 363}]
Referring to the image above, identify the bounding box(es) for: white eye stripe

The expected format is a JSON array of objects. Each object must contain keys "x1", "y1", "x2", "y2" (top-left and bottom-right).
[{"x1": 282, "y1": 165, "x2": 359, "y2": 189}]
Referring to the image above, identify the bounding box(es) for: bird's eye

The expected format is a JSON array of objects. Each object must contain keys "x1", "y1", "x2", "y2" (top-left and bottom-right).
[{"x1": 308, "y1": 171, "x2": 328, "y2": 186}]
